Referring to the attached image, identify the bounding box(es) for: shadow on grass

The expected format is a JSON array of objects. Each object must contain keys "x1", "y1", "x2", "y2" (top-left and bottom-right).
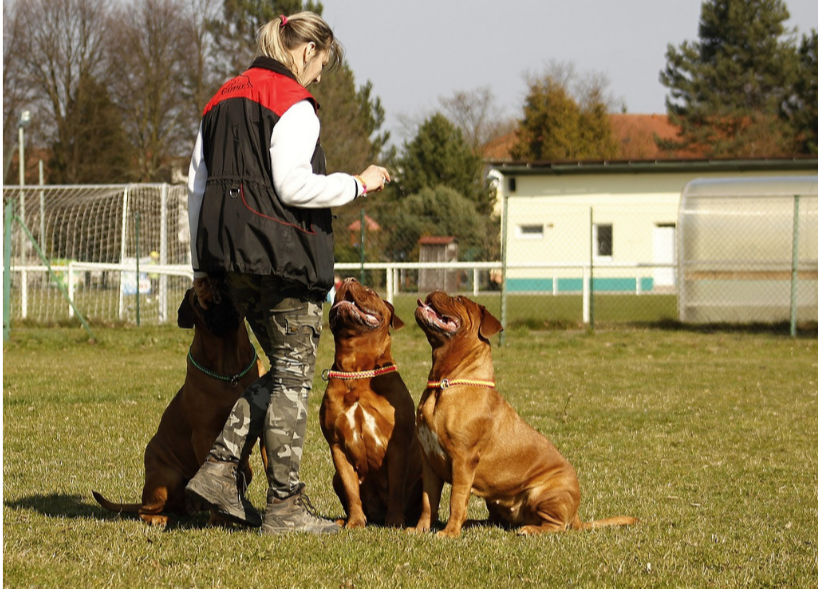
[
  {"x1": 5, "y1": 493, "x2": 97, "y2": 519},
  {"x1": 3, "y1": 493, "x2": 214, "y2": 531},
  {"x1": 633, "y1": 318, "x2": 818, "y2": 337},
  {"x1": 511, "y1": 316, "x2": 818, "y2": 337}
]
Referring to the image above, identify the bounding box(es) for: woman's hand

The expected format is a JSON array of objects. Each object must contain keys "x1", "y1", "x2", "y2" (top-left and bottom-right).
[
  {"x1": 358, "y1": 165, "x2": 391, "y2": 193},
  {"x1": 193, "y1": 276, "x2": 212, "y2": 310}
]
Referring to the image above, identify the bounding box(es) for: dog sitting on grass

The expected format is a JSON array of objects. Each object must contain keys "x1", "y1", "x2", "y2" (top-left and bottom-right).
[
  {"x1": 411, "y1": 291, "x2": 639, "y2": 537},
  {"x1": 93, "y1": 283, "x2": 265, "y2": 526}
]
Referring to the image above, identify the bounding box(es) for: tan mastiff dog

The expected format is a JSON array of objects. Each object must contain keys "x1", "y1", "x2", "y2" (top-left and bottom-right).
[
  {"x1": 411, "y1": 291, "x2": 638, "y2": 537},
  {"x1": 319, "y1": 278, "x2": 423, "y2": 528},
  {"x1": 93, "y1": 284, "x2": 265, "y2": 526}
]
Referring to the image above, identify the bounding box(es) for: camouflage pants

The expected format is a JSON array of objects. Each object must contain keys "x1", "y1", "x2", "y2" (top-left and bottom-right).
[{"x1": 209, "y1": 273, "x2": 323, "y2": 500}]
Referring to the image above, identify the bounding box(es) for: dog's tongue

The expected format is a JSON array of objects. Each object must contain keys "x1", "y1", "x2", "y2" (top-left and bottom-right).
[
  {"x1": 417, "y1": 298, "x2": 436, "y2": 316},
  {"x1": 336, "y1": 299, "x2": 380, "y2": 325}
]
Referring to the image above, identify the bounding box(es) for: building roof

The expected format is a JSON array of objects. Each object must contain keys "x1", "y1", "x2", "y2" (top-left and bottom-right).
[
  {"x1": 418, "y1": 236, "x2": 456, "y2": 245},
  {"x1": 346, "y1": 214, "x2": 381, "y2": 232},
  {"x1": 481, "y1": 132, "x2": 517, "y2": 161},
  {"x1": 482, "y1": 113, "x2": 818, "y2": 175},
  {"x1": 480, "y1": 113, "x2": 704, "y2": 162},
  {"x1": 610, "y1": 113, "x2": 703, "y2": 159},
  {"x1": 488, "y1": 156, "x2": 818, "y2": 176}
]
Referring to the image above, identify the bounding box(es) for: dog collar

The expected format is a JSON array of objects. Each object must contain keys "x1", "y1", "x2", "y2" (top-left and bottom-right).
[
  {"x1": 188, "y1": 346, "x2": 258, "y2": 387},
  {"x1": 426, "y1": 378, "x2": 496, "y2": 389},
  {"x1": 322, "y1": 364, "x2": 399, "y2": 381}
]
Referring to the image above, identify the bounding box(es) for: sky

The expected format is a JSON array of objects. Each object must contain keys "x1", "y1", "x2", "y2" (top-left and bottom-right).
[{"x1": 322, "y1": 0, "x2": 818, "y2": 143}]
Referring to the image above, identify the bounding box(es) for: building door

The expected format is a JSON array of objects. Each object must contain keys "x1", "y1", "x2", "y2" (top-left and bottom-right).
[{"x1": 653, "y1": 224, "x2": 676, "y2": 288}]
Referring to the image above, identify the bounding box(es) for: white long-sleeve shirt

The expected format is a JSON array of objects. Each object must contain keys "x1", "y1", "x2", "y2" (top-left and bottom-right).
[{"x1": 188, "y1": 99, "x2": 363, "y2": 274}]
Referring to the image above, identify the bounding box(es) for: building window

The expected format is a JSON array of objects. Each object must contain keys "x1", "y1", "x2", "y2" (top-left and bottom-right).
[
  {"x1": 508, "y1": 177, "x2": 517, "y2": 192},
  {"x1": 517, "y1": 224, "x2": 544, "y2": 239},
  {"x1": 595, "y1": 224, "x2": 612, "y2": 257}
]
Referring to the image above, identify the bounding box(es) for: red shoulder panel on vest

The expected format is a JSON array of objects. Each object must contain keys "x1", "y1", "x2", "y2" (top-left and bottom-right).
[{"x1": 203, "y1": 68, "x2": 315, "y2": 117}]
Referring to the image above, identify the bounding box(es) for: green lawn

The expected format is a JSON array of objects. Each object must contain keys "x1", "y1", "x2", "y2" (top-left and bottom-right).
[
  {"x1": 389, "y1": 293, "x2": 680, "y2": 330},
  {"x1": 3, "y1": 320, "x2": 817, "y2": 587}
]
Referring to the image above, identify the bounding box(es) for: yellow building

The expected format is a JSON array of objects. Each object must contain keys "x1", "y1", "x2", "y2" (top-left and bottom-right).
[{"x1": 487, "y1": 158, "x2": 818, "y2": 295}]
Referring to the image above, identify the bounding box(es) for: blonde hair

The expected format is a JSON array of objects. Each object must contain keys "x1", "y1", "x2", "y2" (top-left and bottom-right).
[{"x1": 256, "y1": 12, "x2": 344, "y2": 83}]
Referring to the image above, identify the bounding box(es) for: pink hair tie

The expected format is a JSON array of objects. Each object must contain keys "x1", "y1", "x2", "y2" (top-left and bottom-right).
[{"x1": 280, "y1": 14, "x2": 288, "y2": 26}]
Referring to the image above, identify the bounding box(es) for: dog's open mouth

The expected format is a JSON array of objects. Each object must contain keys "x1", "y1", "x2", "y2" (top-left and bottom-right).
[
  {"x1": 416, "y1": 298, "x2": 460, "y2": 333},
  {"x1": 330, "y1": 298, "x2": 382, "y2": 328}
]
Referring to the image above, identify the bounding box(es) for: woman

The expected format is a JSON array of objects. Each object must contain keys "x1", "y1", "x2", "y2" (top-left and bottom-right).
[{"x1": 185, "y1": 12, "x2": 389, "y2": 535}]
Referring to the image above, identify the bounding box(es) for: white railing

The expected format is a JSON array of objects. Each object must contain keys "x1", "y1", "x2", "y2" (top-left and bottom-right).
[
  {"x1": 6, "y1": 259, "x2": 675, "y2": 326},
  {"x1": 6, "y1": 262, "x2": 193, "y2": 323},
  {"x1": 336, "y1": 260, "x2": 677, "y2": 325}
]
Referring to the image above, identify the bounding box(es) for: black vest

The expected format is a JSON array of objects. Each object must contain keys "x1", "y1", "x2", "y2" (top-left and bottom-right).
[{"x1": 195, "y1": 57, "x2": 334, "y2": 298}]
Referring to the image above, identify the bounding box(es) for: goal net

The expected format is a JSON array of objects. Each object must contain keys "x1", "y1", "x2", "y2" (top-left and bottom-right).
[{"x1": 3, "y1": 184, "x2": 192, "y2": 325}]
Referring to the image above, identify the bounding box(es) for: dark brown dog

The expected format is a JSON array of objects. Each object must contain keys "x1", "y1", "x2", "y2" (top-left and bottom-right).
[
  {"x1": 411, "y1": 291, "x2": 638, "y2": 537},
  {"x1": 319, "y1": 278, "x2": 423, "y2": 528},
  {"x1": 93, "y1": 285, "x2": 265, "y2": 526}
]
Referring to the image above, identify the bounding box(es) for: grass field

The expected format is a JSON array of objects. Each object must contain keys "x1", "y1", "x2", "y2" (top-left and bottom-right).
[{"x1": 3, "y1": 318, "x2": 817, "y2": 587}]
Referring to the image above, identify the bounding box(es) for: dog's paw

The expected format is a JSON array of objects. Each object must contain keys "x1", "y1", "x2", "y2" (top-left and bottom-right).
[
  {"x1": 435, "y1": 528, "x2": 461, "y2": 539},
  {"x1": 518, "y1": 524, "x2": 553, "y2": 536},
  {"x1": 345, "y1": 517, "x2": 367, "y2": 529},
  {"x1": 141, "y1": 514, "x2": 169, "y2": 527}
]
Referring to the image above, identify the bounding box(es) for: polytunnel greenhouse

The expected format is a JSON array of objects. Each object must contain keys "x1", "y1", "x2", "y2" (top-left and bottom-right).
[{"x1": 678, "y1": 175, "x2": 818, "y2": 326}]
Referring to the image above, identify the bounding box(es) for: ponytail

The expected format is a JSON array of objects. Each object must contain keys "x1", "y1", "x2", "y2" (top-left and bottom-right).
[{"x1": 256, "y1": 12, "x2": 344, "y2": 78}]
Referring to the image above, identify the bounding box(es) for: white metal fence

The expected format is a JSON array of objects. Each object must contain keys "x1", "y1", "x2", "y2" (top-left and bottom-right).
[{"x1": 3, "y1": 181, "x2": 816, "y2": 334}]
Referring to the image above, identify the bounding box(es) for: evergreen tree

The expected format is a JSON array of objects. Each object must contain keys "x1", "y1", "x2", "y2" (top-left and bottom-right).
[
  {"x1": 390, "y1": 113, "x2": 493, "y2": 215},
  {"x1": 787, "y1": 30, "x2": 818, "y2": 154},
  {"x1": 659, "y1": 0, "x2": 798, "y2": 157},
  {"x1": 311, "y1": 66, "x2": 388, "y2": 174},
  {"x1": 208, "y1": 0, "x2": 321, "y2": 79},
  {"x1": 578, "y1": 85, "x2": 619, "y2": 159},
  {"x1": 314, "y1": 65, "x2": 390, "y2": 267},
  {"x1": 50, "y1": 74, "x2": 133, "y2": 184},
  {"x1": 379, "y1": 185, "x2": 493, "y2": 263},
  {"x1": 510, "y1": 74, "x2": 618, "y2": 161}
]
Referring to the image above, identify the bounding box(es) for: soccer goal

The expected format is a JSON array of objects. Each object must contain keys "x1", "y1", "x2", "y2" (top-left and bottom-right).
[{"x1": 3, "y1": 184, "x2": 193, "y2": 329}]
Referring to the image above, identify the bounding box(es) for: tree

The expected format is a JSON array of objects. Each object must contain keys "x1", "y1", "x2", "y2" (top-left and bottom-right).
[
  {"x1": 379, "y1": 185, "x2": 494, "y2": 263},
  {"x1": 787, "y1": 30, "x2": 818, "y2": 154},
  {"x1": 511, "y1": 63, "x2": 618, "y2": 161},
  {"x1": 313, "y1": 65, "x2": 390, "y2": 268},
  {"x1": 181, "y1": 0, "x2": 225, "y2": 122},
  {"x1": 439, "y1": 86, "x2": 515, "y2": 152},
  {"x1": 390, "y1": 113, "x2": 494, "y2": 216},
  {"x1": 207, "y1": 0, "x2": 322, "y2": 80},
  {"x1": 49, "y1": 74, "x2": 133, "y2": 183},
  {"x1": 312, "y1": 66, "x2": 389, "y2": 174},
  {"x1": 659, "y1": 0, "x2": 798, "y2": 157},
  {"x1": 3, "y1": 1, "x2": 34, "y2": 182},
  {"x1": 6, "y1": 0, "x2": 114, "y2": 183},
  {"x1": 108, "y1": 0, "x2": 198, "y2": 181}
]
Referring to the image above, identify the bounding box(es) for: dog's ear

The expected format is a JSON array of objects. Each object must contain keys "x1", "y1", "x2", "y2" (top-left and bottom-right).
[
  {"x1": 385, "y1": 300, "x2": 404, "y2": 331},
  {"x1": 178, "y1": 290, "x2": 195, "y2": 329},
  {"x1": 478, "y1": 305, "x2": 503, "y2": 339}
]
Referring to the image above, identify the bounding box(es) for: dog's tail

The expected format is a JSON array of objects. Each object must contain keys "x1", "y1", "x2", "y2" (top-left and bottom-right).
[
  {"x1": 92, "y1": 491, "x2": 143, "y2": 514},
  {"x1": 572, "y1": 514, "x2": 639, "y2": 530}
]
